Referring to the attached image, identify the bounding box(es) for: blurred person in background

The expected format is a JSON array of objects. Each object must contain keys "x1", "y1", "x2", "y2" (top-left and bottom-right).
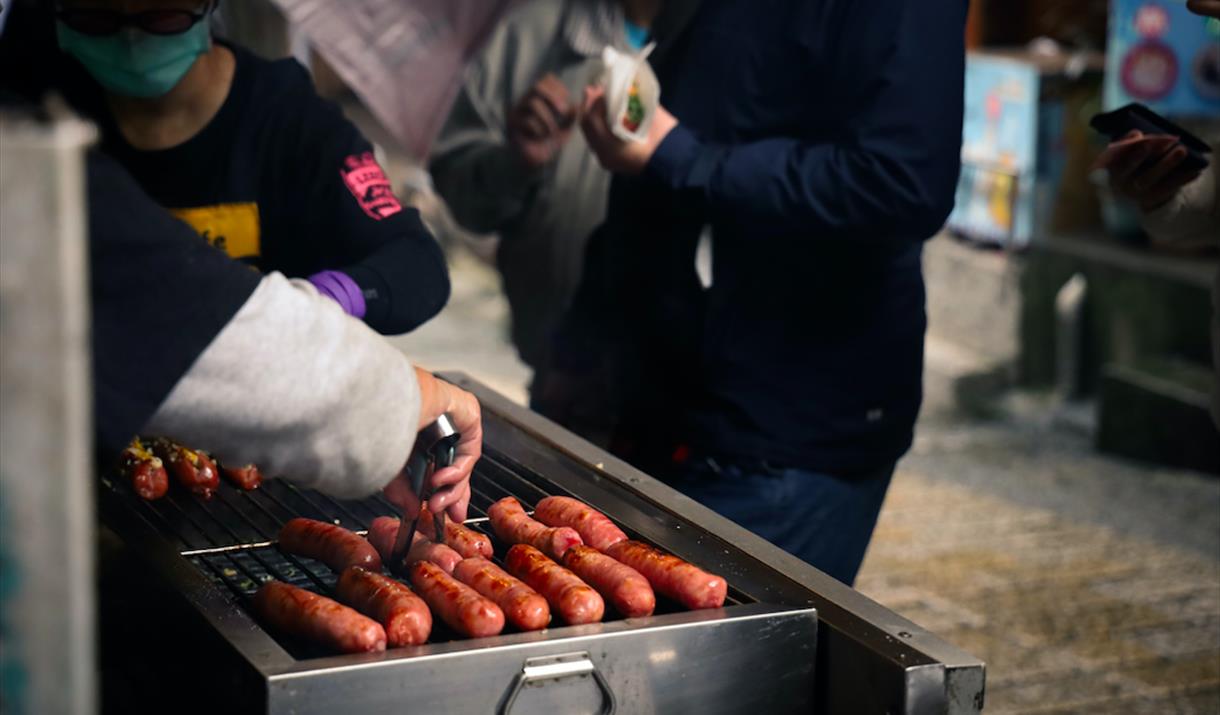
[
  {"x1": 430, "y1": 0, "x2": 663, "y2": 443},
  {"x1": 555, "y1": 0, "x2": 967, "y2": 584},
  {"x1": 1092, "y1": 0, "x2": 1220, "y2": 429},
  {"x1": 0, "y1": 0, "x2": 449, "y2": 336}
]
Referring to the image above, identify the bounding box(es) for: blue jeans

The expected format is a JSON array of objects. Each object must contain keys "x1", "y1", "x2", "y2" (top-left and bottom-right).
[{"x1": 665, "y1": 459, "x2": 895, "y2": 586}]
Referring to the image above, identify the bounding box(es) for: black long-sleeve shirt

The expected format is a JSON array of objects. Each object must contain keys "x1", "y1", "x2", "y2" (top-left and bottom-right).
[
  {"x1": 86, "y1": 152, "x2": 261, "y2": 455},
  {"x1": 0, "y1": 3, "x2": 449, "y2": 335},
  {"x1": 88, "y1": 42, "x2": 449, "y2": 335}
]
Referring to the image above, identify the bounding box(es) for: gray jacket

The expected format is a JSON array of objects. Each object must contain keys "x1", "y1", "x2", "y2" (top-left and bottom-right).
[{"x1": 430, "y1": 0, "x2": 630, "y2": 369}]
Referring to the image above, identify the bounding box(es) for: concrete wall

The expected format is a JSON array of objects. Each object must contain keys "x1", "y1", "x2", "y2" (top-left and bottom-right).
[{"x1": 1018, "y1": 237, "x2": 1215, "y2": 394}]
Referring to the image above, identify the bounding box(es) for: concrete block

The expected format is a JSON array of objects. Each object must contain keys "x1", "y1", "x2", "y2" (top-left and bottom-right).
[{"x1": 1098, "y1": 361, "x2": 1220, "y2": 474}]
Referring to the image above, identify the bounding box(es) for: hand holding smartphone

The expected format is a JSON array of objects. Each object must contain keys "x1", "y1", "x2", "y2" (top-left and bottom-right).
[{"x1": 1090, "y1": 103, "x2": 1212, "y2": 211}]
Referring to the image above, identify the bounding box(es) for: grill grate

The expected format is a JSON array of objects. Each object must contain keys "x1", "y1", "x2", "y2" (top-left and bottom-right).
[{"x1": 102, "y1": 447, "x2": 750, "y2": 658}]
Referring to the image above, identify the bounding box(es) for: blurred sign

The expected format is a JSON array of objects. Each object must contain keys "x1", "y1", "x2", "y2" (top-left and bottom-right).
[
  {"x1": 948, "y1": 55, "x2": 1040, "y2": 246},
  {"x1": 268, "y1": 0, "x2": 519, "y2": 159},
  {"x1": 1104, "y1": 0, "x2": 1220, "y2": 116},
  {"x1": 948, "y1": 51, "x2": 1105, "y2": 248}
]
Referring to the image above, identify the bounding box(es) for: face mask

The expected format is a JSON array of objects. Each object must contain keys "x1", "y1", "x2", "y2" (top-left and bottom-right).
[{"x1": 56, "y1": 19, "x2": 211, "y2": 98}]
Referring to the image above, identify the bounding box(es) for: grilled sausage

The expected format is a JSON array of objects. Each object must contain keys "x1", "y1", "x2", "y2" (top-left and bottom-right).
[
  {"x1": 150, "y1": 438, "x2": 219, "y2": 499},
  {"x1": 367, "y1": 516, "x2": 463, "y2": 573},
  {"x1": 221, "y1": 463, "x2": 263, "y2": 490},
  {"x1": 504, "y1": 544, "x2": 604, "y2": 625},
  {"x1": 563, "y1": 545, "x2": 655, "y2": 618},
  {"x1": 409, "y1": 561, "x2": 505, "y2": 638},
  {"x1": 252, "y1": 580, "x2": 386, "y2": 653},
  {"x1": 603, "y1": 541, "x2": 727, "y2": 610},
  {"x1": 418, "y1": 509, "x2": 493, "y2": 559},
  {"x1": 488, "y1": 497, "x2": 583, "y2": 560},
  {"x1": 278, "y1": 518, "x2": 382, "y2": 573},
  {"x1": 367, "y1": 516, "x2": 398, "y2": 563},
  {"x1": 444, "y1": 521, "x2": 494, "y2": 559},
  {"x1": 453, "y1": 557, "x2": 550, "y2": 631},
  {"x1": 336, "y1": 566, "x2": 432, "y2": 647},
  {"x1": 534, "y1": 496, "x2": 628, "y2": 552},
  {"x1": 121, "y1": 438, "x2": 169, "y2": 500}
]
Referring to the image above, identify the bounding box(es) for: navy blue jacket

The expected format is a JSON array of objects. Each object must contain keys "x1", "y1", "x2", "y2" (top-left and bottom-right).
[{"x1": 557, "y1": 0, "x2": 967, "y2": 474}]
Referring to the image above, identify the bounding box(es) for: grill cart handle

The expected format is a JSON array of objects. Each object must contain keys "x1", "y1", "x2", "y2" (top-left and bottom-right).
[{"x1": 500, "y1": 652, "x2": 615, "y2": 715}]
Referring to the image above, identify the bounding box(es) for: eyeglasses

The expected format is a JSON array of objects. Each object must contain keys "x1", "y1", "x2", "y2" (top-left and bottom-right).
[{"x1": 56, "y1": 3, "x2": 214, "y2": 37}]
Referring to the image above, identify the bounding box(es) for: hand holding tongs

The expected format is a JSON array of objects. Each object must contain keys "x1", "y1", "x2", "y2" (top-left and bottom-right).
[{"x1": 389, "y1": 414, "x2": 460, "y2": 577}]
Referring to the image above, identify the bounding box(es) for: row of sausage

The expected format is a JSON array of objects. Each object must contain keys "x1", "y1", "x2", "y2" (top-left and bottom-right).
[{"x1": 254, "y1": 496, "x2": 727, "y2": 654}]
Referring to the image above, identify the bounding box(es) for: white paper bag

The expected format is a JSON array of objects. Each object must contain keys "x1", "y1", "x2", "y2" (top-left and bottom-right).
[{"x1": 599, "y1": 43, "x2": 660, "y2": 143}]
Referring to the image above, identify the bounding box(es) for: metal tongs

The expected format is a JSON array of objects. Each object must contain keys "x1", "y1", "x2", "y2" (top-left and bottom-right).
[{"x1": 389, "y1": 414, "x2": 460, "y2": 577}]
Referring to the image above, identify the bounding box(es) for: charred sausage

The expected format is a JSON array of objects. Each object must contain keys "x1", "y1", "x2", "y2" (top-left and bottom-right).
[
  {"x1": 488, "y1": 497, "x2": 583, "y2": 560},
  {"x1": 504, "y1": 544, "x2": 604, "y2": 625},
  {"x1": 563, "y1": 545, "x2": 655, "y2": 617},
  {"x1": 121, "y1": 438, "x2": 169, "y2": 500},
  {"x1": 409, "y1": 561, "x2": 505, "y2": 638},
  {"x1": 534, "y1": 496, "x2": 628, "y2": 552},
  {"x1": 150, "y1": 438, "x2": 219, "y2": 499},
  {"x1": 220, "y1": 462, "x2": 263, "y2": 490},
  {"x1": 367, "y1": 516, "x2": 463, "y2": 573},
  {"x1": 278, "y1": 517, "x2": 382, "y2": 573},
  {"x1": 603, "y1": 540, "x2": 726, "y2": 610},
  {"x1": 336, "y1": 566, "x2": 432, "y2": 647},
  {"x1": 252, "y1": 580, "x2": 386, "y2": 653},
  {"x1": 453, "y1": 557, "x2": 550, "y2": 631}
]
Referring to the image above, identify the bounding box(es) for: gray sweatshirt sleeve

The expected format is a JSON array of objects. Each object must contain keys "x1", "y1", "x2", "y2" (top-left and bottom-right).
[
  {"x1": 144, "y1": 272, "x2": 421, "y2": 499},
  {"x1": 1141, "y1": 162, "x2": 1219, "y2": 246},
  {"x1": 429, "y1": 21, "x2": 544, "y2": 234}
]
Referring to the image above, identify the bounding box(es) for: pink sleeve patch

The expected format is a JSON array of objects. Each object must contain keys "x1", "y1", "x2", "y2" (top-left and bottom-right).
[{"x1": 339, "y1": 152, "x2": 403, "y2": 220}]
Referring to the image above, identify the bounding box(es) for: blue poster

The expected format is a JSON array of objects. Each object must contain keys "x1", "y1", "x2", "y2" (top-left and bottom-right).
[
  {"x1": 1104, "y1": 0, "x2": 1220, "y2": 116},
  {"x1": 947, "y1": 55, "x2": 1041, "y2": 246}
]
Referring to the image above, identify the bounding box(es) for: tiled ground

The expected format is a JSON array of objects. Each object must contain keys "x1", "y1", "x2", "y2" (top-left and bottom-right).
[
  {"x1": 856, "y1": 468, "x2": 1219, "y2": 714},
  {"x1": 393, "y1": 247, "x2": 1220, "y2": 714},
  {"x1": 855, "y1": 386, "x2": 1220, "y2": 715}
]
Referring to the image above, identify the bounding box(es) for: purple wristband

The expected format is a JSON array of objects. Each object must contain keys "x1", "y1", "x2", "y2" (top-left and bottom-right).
[{"x1": 308, "y1": 270, "x2": 367, "y2": 319}]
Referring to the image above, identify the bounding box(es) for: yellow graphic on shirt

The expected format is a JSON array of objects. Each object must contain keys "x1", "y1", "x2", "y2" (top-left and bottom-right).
[{"x1": 169, "y1": 203, "x2": 261, "y2": 260}]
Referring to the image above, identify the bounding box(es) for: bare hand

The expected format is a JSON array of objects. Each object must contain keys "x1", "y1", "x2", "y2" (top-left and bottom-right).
[
  {"x1": 384, "y1": 368, "x2": 483, "y2": 522},
  {"x1": 580, "y1": 85, "x2": 678, "y2": 175},
  {"x1": 507, "y1": 74, "x2": 578, "y2": 169},
  {"x1": 1093, "y1": 131, "x2": 1201, "y2": 212}
]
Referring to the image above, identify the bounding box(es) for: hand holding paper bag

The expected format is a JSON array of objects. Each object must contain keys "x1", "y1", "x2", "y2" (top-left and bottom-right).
[{"x1": 581, "y1": 43, "x2": 677, "y2": 174}]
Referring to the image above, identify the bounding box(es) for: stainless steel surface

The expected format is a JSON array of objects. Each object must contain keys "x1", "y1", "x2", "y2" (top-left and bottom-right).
[
  {"x1": 98, "y1": 384, "x2": 823, "y2": 713},
  {"x1": 443, "y1": 374, "x2": 988, "y2": 715},
  {"x1": 391, "y1": 414, "x2": 459, "y2": 571},
  {"x1": 98, "y1": 373, "x2": 986, "y2": 713},
  {"x1": 389, "y1": 458, "x2": 425, "y2": 575},
  {"x1": 264, "y1": 604, "x2": 815, "y2": 715},
  {"x1": 499, "y1": 652, "x2": 614, "y2": 715},
  {"x1": 428, "y1": 414, "x2": 458, "y2": 545},
  {"x1": 0, "y1": 111, "x2": 98, "y2": 715}
]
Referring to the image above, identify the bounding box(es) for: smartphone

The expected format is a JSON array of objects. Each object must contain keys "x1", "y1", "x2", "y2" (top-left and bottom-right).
[{"x1": 1090, "y1": 103, "x2": 1211, "y2": 173}]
